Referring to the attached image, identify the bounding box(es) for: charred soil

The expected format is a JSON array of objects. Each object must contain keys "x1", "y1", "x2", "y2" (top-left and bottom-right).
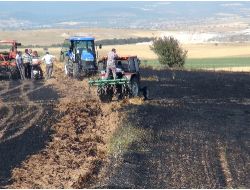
[
  {"x1": 0, "y1": 64, "x2": 122, "y2": 188},
  {"x1": 0, "y1": 65, "x2": 249, "y2": 188},
  {"x1": 97, "y1": 68, "x2": 250, "y2": 189}
]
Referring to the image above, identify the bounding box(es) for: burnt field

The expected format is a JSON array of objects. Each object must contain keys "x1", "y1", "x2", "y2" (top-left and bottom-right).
[
  {"x1": 0, "y1": 67, "x2": 250, "y2": 188},
  {"x1": 0, "y1": 79, "x2": 61, "y2": 187},
  {"x1": 0, "y1": 66, "x2": 121, "y2": 188},
  {"x1": 98, "y1": 69, "x2": 250, "y2": 188}
]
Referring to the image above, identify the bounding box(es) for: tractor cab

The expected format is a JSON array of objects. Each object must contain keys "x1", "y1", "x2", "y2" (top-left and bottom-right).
[
  {"x1": 61, "y1": 36, "x2": 99, "y2": 78},
  {"x1": 68, "y1": 37, "x2": 96, "y2": 63}
]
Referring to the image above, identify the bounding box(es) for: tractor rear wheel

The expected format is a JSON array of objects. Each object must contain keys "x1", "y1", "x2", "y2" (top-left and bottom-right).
[
  {"x1": 64, "y1": 63, "x2": 71, "y2": 77},
  {"x1": 130, "y1": 77, "x2": 140, "y2": 97},
  {"x1": 116, "y1": 85, "x2": 125, "y2": 100},
  {"x1": 64, "y1": 58, "x2": 73, "y2": 77},
  {"x1": 73, "y1": 63, "x2": 80, "y2": 79},
  {"x1": 9, "y1": 66, "x2": 20, "y2": 80}
]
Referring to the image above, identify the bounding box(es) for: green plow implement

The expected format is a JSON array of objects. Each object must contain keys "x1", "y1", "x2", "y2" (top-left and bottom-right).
[
  {"x1": 88, "y1": 77, "x2": 136, "y2": 103},
  {"x1": 88, "y1": 78, "x2": 130, "y2": 86}
]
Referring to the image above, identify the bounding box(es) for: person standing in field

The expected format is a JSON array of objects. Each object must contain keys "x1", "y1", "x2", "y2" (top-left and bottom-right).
[
  {"x1": 105, "y1": 48, "x2": 118, "y2": 79},
  {"x1": 41, "y1": 51, "x2": 56, "y2": 79},
  {"x1": 15, "y1": 51, "x2": 25, "y2": 80},
  {"x1": 22, "y1": 49, "x2": 32, "y2": 79}
]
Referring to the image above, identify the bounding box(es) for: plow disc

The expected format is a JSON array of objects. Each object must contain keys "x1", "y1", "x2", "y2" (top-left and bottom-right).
[{"x1": 89, "y1": 78, "x2": 131, "y2": 102}]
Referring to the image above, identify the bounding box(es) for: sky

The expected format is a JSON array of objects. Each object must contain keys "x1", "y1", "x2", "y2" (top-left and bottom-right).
[{"x1": 0, "y1": 1, "x2": 250, "y2": 29}]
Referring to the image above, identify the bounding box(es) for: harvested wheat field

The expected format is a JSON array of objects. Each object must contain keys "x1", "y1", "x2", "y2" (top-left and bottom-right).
[
  {"x1": 16, "y1": 42, "x2": 250, "y2": 62},
  {"x1": 2, "y1": 28, "x2": 250, "y2": 60},
  {"x1": 0, "y1": 60, "x2": 249, "y2": 188},
  {"x1": 99, "y1": 43, "x2": 250, "y2": 59}
]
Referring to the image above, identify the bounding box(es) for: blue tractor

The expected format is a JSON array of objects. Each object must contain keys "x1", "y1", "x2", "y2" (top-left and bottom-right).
[{"x1": 60, "y1": 36, "x2": 100, "y2": 78}]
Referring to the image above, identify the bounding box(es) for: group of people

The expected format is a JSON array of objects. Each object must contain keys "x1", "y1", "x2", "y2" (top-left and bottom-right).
[
  {"x1": 15, "y1": 49, "x2": 56, "y2": 80},
  {"x1": 15, "y1": 47, "x2": 117, "y2": 80}
]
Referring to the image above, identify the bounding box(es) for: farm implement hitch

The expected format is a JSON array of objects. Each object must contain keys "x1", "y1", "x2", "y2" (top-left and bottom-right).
[{"x1": 88, "y1": 78, "x2": 130, "y2": 86}]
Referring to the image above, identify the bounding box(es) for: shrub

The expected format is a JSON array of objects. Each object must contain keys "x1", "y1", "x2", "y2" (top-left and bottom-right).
[{"x1": 150, "y1": 36, "x2": 187, "y2": 68}]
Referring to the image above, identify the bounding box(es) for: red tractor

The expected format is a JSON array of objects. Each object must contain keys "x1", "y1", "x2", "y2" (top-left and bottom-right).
[
  {"x1": 0, "y1": 40, "x2": 21, "y2": 79},
  {"x1": 89, "y1": 55, "x2": 149, "y2": 102}
]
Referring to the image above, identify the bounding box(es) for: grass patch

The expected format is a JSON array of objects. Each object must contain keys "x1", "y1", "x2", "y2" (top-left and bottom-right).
[
  {"x1": 141, "y1": 57, "x2": 250, "y2": 70},
  {"x1": 186, "y1": 57, "x2": 250, "y2": 69},
  {"x1": 108, "y1": 124, "x2": 148, "y2": 157}
]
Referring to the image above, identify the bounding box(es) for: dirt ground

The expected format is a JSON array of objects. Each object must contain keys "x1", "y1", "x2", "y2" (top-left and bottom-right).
[
  {"x1": 0, "y1": 63, "x2": 122, "y2": 188},
  {"x1": 0, "y1": 64, "x2": 249, "y2": 188}
]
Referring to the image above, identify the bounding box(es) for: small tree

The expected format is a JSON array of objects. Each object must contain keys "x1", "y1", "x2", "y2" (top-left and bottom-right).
[{"x1": 150, "y1": 36, "x2": 187, "y2": 68}]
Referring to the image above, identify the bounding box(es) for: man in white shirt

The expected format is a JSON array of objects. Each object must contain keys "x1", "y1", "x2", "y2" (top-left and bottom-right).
[
  {"x1": 41, "y1": 51, "x2": 56, "y2": 79},
  {"x1": 16, "y1": 51, "x2": 25, "y2": 80},
  {"x1": 105, "y1": 48, "x2": 118, "y2": 79}
]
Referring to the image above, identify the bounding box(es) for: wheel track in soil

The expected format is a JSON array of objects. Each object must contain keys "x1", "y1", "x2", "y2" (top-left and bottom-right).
[
  {"x1": 0, "y1": 73, "x2": 61, "y2": 187},
  {"x1": 217, "y1": 142, "x2": 233, "y2": 188},
  {"x1": 0, "y1": 81, "x2": 47, "y2": 143}
]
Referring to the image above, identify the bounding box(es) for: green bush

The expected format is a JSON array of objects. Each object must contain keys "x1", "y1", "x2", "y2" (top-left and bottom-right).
[{"x1": 150, "y1": 36, "x2": 187, "y2": 68}]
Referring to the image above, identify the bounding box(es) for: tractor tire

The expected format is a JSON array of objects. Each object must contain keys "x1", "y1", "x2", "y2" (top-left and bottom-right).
[
  {"x1": 116, "y1": 85, "x2": 124, "y2": 100},
  {"x1": 81, "y1": 69, "x2": 87, "y2": 78},
  {"x1": 64, "y1": 58, "x2": 73, "y2": 77},
  {"x1": 73, "y1": 63, "x2": 80, "y2": 79},
  {"x1": 9, "y1": 66, "x2": 20, "y2": 80},
  {"x1": 130, "y1": 77, "x2": 140, "y2": 97},
  {"x1": 140, "y1": 86, "x2": 150, "y2": 100},
  {"x1": 64, "y1": 63, "x2": 71, "y2": 77}
]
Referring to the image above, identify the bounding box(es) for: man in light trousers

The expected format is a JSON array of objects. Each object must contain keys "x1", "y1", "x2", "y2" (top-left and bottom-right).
[
  {"x1": 41, "y1": 52, "x2": 56, "y2": 79},
  {"x1": 105, "y1": 48, "x2": 118, "y2": 79},
  {"x1": 16, "y1": 51, "x2": 25, "y2": 80},
  {"x1": 22, "y1": 48, "x2": 32, "y2": 79}
]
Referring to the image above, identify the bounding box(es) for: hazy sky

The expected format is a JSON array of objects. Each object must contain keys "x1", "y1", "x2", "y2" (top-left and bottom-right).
[{"x1": 1, "y1": 1, "x2": 250, "y2": 29}]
